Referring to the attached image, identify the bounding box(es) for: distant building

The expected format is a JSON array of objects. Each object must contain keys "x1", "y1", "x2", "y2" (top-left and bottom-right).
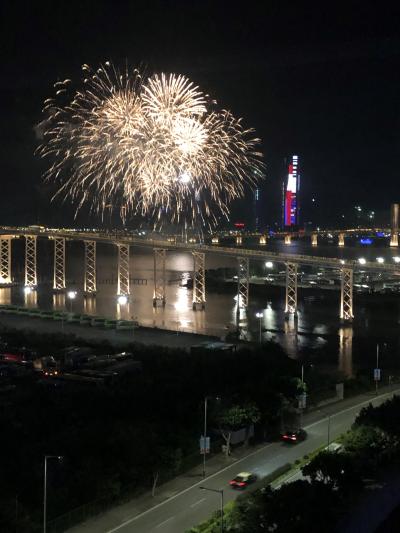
[
  {"x1": 253, "y1": 188, "x2": 261, "y2": 231},
  {"x1": 282, "y1": 155, "x2": 300, "y2": 230}
]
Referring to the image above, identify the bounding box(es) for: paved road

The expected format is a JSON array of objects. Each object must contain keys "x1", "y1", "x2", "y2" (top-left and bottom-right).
[{"x1": 68, "y1": 387, "x2": 400, "y2": 533}]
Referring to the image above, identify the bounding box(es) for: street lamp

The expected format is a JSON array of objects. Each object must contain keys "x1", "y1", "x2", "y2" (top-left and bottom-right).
[
  {"x1": 255, "y1": 312, "x2": 263, "y2": 343},
  {"x1": 43, "y1": 455, "x2": 63, "y2": 533},
  {"x1": 202, "y1": 396, "x2": 220, "y2": 478},
  {"x1": 117, "y1": 294, "x2": 128, "y2": 305},
  {"x1": 327, "y1": 415, "x2": 331, "y2": 449},
  {"x1": 202, "y1": 396, "x2": 208, "y2": 478},
  {"x1": 199, "y1": 486, "x2": 224, "y2": 533}
]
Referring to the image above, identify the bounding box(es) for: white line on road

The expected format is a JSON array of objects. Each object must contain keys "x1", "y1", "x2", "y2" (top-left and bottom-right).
[
  {"x1": 190, "y1": 498, "x2": 205, "y2": 508},
  {"x1": 155, "y1": 516, "x2": 175, "y2": 528},
  {"x1": 106, "y1": 387, "x2": 400, "y2": 533}
]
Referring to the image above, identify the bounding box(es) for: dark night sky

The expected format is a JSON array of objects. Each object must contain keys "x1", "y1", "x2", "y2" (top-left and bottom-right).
[{"x1": 1, "y1": 1, "x2": 399, "y2": 228}]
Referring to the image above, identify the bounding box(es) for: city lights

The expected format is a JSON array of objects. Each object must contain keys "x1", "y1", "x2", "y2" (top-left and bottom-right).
[
  {"x1": 376, "y1": 257, "x2": 385, "y2": 264},
  {"x1": 358, "y1": 258, "x2": 367, "y2": 265},
  {"x1": 265, "y1": 261, "x2": 273, "y2": 268}
]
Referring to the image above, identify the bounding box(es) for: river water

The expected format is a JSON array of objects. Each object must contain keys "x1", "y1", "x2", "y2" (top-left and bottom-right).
[{"x1": 1, "y1": 236, "x2": 400, "y2": 376}]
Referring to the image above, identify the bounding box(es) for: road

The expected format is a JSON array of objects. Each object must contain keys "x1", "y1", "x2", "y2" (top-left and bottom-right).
[{"x1": 68, "y1": 386, "x2": 400, "y2": 533}]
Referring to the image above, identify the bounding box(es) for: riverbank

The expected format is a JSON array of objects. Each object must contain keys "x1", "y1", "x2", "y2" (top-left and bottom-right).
[{"x1": 0, "y1": 312, "x2": 220, "y2": 349}]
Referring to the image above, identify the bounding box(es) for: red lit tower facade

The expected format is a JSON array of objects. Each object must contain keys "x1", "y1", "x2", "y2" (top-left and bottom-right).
[{"x1": 282, "y1": 155, "x2": 300, "y2": 230}]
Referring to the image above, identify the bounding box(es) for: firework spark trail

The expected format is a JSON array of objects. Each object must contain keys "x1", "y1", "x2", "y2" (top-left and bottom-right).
[{"x1": 38, "y1": 62, "x2": 264, "y2": 228}]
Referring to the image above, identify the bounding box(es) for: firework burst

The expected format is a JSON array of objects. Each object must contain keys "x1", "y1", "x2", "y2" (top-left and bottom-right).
[{"x1": 38, "y1": 62, "x2": 264, "y2": 228}]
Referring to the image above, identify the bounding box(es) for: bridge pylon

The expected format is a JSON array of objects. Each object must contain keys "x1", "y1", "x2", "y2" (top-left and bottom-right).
[
  {"x1": 52, "y1": 237, "x2": 66, "y2": 291},
  {"x1": 192, "y1": 251, "x2": 206, "y2": 310},
  {"x1": 311, "y1": 233, "x2": 318, "y2": 246},
  {"x1": 285, "y1": 262, "x2": 298, "y2": 318},
  {"x1": 84, "y1": 240, "x2": 97, "y2": 295},
  {"x1": 0, "y1": 236, "x2": 12, "y2": 284},
  {"x1": 340, "y1": 268, "x2": 354, "y2": 322},
  {"x1": 338, "y1": 233, "x2": 345, "y2": 247},
  {"x1": 237, "y1": 257, "x2": 249, "y2": 309},
  {"x1": 24, "y1": 235, "x2": 37, "y2": 287},
  {"x1": 153, "y1": 248, "x2": 166, "y2": 307},
  {"x1": 284, "y1": 234, "x2": 292, "y2": 245},
  {"x1": 117, "y1": 244, "x2": 130, "y2": 298}
]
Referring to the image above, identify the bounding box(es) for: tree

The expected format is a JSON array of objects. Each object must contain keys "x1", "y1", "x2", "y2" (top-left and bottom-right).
[
  {"x1": 216, "y1": 403, "x2": 261, "y2": 456},
  {"x1": 302, "y1": 450, "x2": 362, "y2": 494}
]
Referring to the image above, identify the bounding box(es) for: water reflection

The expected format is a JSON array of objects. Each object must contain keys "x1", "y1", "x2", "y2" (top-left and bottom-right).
[
  {"x1": 339, "y1": 326, "x2": 353, "y2": 377},
  {"x1": 53, "y1": 293, "x2": 65, "y2": 311},
  {"x1": 0, "y1": 287, "x2": 11, "y2": 305},
  {"x1": 83, "y1": 296, "x2": 97, "y2": 316},
  {"x1": 24, "y1": 289, "x2": 37, "y2": 308},
  {"x1": 282, "y1": 318, "x2": 299, "y2": 358}
]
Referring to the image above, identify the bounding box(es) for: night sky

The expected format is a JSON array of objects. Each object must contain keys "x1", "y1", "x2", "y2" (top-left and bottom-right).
[{"x1": 1, "y1": 1, "x2": 399, "y2": 228}]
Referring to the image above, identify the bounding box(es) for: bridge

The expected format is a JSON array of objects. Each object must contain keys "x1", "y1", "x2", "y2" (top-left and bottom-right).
[{"x1": 0, "y1": 226, "x2": 400, "y2": 323}]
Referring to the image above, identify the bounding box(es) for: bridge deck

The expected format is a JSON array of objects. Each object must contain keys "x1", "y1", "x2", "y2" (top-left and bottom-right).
[{"x1": 1, "y1": 227, "x2": 399, "y2": 273}]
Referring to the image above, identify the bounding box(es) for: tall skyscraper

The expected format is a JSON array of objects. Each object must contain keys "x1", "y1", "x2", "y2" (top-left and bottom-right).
[
  {"x1": 282, "y1": 155, "x2": 300, "y2": 229},
  {"x1": 253, "y1": 187, "x2": 261, "y2": 231}
]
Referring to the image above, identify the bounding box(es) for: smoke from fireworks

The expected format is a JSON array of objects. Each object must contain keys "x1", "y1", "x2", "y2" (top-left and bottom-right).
[{"x1": 38, "y1": 62, "x2": 264, "y2": 228}]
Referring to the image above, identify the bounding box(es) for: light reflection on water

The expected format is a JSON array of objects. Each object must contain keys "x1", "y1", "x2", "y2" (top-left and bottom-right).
[{"x1": 1, "y1": 242, "x2": 400, "y2": 376}]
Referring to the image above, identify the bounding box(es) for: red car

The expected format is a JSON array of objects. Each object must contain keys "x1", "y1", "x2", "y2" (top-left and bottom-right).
[{"x1": 229, "y1": 471, "x2": 257, "y2": 489}]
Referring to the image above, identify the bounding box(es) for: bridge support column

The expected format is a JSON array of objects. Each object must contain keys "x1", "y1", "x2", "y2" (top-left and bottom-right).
[
  {"x1": 117, "y1": 244, "x2": 130, "y2": 298},
  {"x1": 259, "y1": 235, "x2": 267, "y2": 245},
  {"x1": 84, "y1": 241, "x2": 97, "y2": 295},
  {"x1": 285, "y1": 262, "x2": 298, "y2": 318},
  {"x1": 153, "y1": 248, "x2": 166, "y2": 307},
  {"x1": 192, "y1": 251, "x2": 205, "y2": 310},
  {"x1": 340, "y1": 268, "x2": 354, "y2": 322},
  {"x1": 53, "y1": 237, "x2": 66, "y2": 291},
  {"x1": 236, "y1": 235, "x2": 242, "y2": 246},
  {"x1": 237, "y1": 257, "x2": 249, "y2": 309},
  {"x1": 284, "y1": 234, "x2": 291, "y2": 245},
  {"x1": 211, "y1": 236, "x2": 219, "y2": 244},
  {"x1": 338, "y1": 233, "x2": 345, "y2": 247},
  {"x1": 311, "y1": 233, "x2": 318, "y2": 246},
  {"x1": 25, "y1": 235, "x2": 37, "y2": 287},
  {"x1": 0, "y1": 236, "x2": 12, "y2": 284}
]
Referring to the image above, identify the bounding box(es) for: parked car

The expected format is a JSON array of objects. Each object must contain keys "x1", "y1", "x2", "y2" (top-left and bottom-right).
[{"x1": 229, "y1": 471, "x2": 257, "y2": 489}]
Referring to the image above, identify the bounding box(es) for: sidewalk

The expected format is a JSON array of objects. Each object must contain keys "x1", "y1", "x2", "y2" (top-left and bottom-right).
[
  {"x1": 64, "y1": 384, "x2": 399, "y2": 533},
  {"x1": 65, "y1": 441, "x2": 260, "y2": 532}
]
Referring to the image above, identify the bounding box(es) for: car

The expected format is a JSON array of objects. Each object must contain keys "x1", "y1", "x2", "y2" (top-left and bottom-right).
[
  {"x1": 281, "y1": 428, "x2": 307, "y2": 443},
  {"x1": 229, "y1": 471, "x2": 257, "y2": 489}
]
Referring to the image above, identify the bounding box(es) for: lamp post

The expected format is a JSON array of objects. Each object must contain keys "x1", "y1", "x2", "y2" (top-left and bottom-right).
[
  {"x1": 199, "y1": 486, "x2": 224, "y2": 533},
  {"x1": 255, "y1": 312, "x2": 263, "y2": 343},
  {"x1": 327, "y1": 415, "x2": 331, "y2": 449},
  {"x1": 43, "y1": 455, "x2": 62, "y2": 533},
  {"x1": 203, "y1": 396, "x2": 208, "y2": 478}
]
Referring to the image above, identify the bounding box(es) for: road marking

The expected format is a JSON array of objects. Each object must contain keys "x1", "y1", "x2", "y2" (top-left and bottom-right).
[
  {"x1": 155, "y1": 516, "x2": 174, "y2": 528},
  {"x1": 106, "y1": 387, "x2": 400, "y2": 532},
  {"x1": 190, "y1": 497, "x2": 205, "y2": 508}
]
